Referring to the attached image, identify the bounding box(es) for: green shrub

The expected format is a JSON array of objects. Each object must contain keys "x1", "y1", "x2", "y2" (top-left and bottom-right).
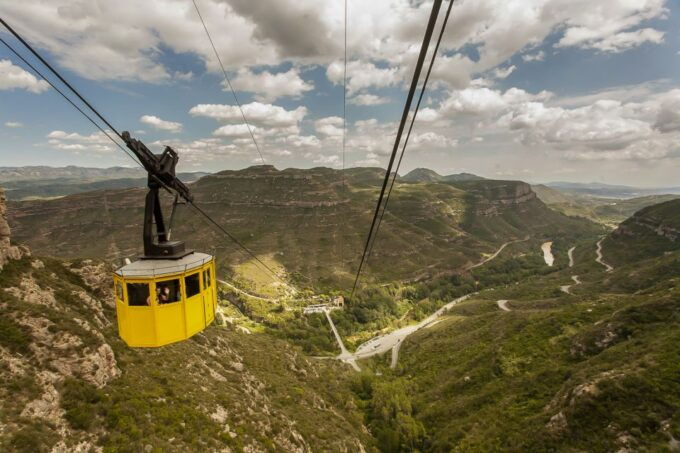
[
  {"x1": 61, "y1": 378, "x2": 103, "y2": 430},
  {"x1": 9, "y1": 421, "x2": 56, "y2": 452},
  {"x1": 0, "y1": 315, "x2": 32, "y2": 354}
]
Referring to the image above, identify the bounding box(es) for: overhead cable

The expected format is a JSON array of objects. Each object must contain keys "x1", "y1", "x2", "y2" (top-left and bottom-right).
[
  {"x1": 191, "y1": 0, "x2": 265, "y2": 165},
  {"x1": 349, "y1": 0, "x2": 444, "y2": 300},
  {"x1": 0, "y1": 18, "x2": 281, "y2": 283},
  {"x1": 0, "y1": 18, "x2": 124, "y2": 141},
  {"x1": 365, "y1": 0, "x2": 455, "y2": 261}
]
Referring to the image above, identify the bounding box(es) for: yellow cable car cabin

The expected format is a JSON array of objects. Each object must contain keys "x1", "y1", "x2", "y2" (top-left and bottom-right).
[
  {"x1": 113, "y1": 253, "x2": 217, "y2": 347},
  {"x1": 112, "y1": 132, "x2": 217, "y2": 347}
]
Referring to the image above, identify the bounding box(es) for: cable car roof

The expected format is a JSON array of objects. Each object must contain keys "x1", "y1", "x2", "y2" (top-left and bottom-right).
[{"x1": 114, "y1": 252, "x2": 213, "y2": 278}]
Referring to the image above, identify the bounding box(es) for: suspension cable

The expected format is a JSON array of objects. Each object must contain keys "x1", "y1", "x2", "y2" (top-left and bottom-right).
[
  {"x1": 365, "y1": 0, "x2": 455, "y2": 261},
  {"x1": 191, "y1": 0, "x2": 265, "y2": 165},
  {"x1": 0, "y1": 21, "x2": 281, "y2": 283},
  {"x1": 349, "y1": 0, "x2": 444, "y2": 301},
  {"x1": 187, "y1": 203, "x2": 282, "y2": 280},
  {"x1": 342, "y1": 0, "x2": 348, "y2": 177},
  {"x1": 340, "y1": 0, "x2": 348, "y2": 268},
  {"x1": 0, "y1": 37, "x2": 142, "y2": 171},
  {"x1": 0, "y1": 18, "x2": 124, "y2": 141}
]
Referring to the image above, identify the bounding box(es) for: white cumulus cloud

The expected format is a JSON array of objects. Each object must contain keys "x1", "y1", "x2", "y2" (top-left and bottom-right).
[
  {"x1": 314, "y1": 116, "x2": 344, "y2": 137},
  {"x1": 229, "y1": 67, "x2": 313, "y2": 102},
  {"x1": 140, "y1": 115, "x2": 183, "y2": 133},
  {"x1": 212, "y1": 124, "x2": 256, "y2": 138},
  {"x1": 0, "y1": 60, "x2": 49, "y2": 93},
  {"x1": 190, "y1": 102, "x2": 307, "y2": 128},
  {"x1": 349, "y1": 94, "x2": 390, "y2": 106}
]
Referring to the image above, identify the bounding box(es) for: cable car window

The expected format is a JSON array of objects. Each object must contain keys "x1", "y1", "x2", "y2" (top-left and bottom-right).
[
  {"x1": 203, "y1": 268, "x2": 211, "y2": 290},
  {"x1": 157, "y1": 279, "x2": 181, "y2": 304},
  {"x1": 185, "y1": 273, "x2": 201, "y2": 298},
  {"x1": 127, "y1": 283, "x2": 150, "y2": 306},
  {"x1": 115, "y1": 281, "x2": 124, "y2": 301}
]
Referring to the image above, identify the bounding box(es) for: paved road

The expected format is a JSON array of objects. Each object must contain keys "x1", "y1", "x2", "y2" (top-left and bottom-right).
[
  {"x1": 497, "y1": 299, "x2": 511, "y2": 311},
  {"x1": 468, "y1": 238, "x2": 528, "y2": 270},
  {"x1": 595, "y1": 238, "x2": 614, "y2": 272},
  {"x1": 335, "y1": 294, "x2": 473, "y2": 369},
  {"x1": 324, "y1": 309, "x2": 361, "y2": 371}
]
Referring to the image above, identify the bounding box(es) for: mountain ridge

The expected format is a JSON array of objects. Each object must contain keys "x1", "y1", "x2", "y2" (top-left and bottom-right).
[
  {"x1": 6, "y1": 166, "x2": 602, "y2": 288},
  {"x1": 400, "y1": 167, "x2": 486, "y2": 183}
]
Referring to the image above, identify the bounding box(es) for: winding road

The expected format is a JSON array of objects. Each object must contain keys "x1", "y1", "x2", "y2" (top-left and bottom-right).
[
  {"x1": 568, "y1": 246, "x2": 576, "y2": 268},
  {"x1": 497, "y1": 299, "x2": 511, "y2": 311},
  {"x1": 328, "y1": 294, "x2": 473, "y2": 370},
  {"x1": 560, "y1": 275, "x2": 582, "y2": 294},
  {"x1": 595, "y1": 238, "x2": 614, "y2": 273},
  {"x1": 468, "y1": 237, "x2": 528, "y2": 270}
]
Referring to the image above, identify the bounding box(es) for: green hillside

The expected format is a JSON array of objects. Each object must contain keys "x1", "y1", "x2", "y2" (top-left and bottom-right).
[
  {"x1": 2, "y1": 178, "x2": 680, "y2": 452},
  {"x1": 352, "y1": 200, "x2": 680, "y2": 451},
  {"x1": 6, "y1": 166, "x2": 603, "y2": 290},
  {"x1": 0, "y1": 255, "x2": 371, "y2": 451},
  {"x1": 604, "y1": 198, "x2": 680, "y2": 265}
]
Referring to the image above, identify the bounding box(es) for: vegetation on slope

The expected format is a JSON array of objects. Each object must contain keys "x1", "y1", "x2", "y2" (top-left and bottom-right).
[
  {"x1": 7, "y1": 166, "x2": 603, "y2": 291},
  {"x1": 348, "y1": 201, "x2": 680, "y2": 452},
  {"x1": 0, "y1": 256, "x2": 372, "y2": 452}
]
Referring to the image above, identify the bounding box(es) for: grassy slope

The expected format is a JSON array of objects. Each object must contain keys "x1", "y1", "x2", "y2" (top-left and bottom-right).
[
  {"x1": 352, "y1": 201, "x2": 680, "y2": 451},
  {"x1": 0, "y1": 256, "x2": 372, "y2": 452},
  {"x1": 604, "y1": 198, "x2": 680, "y2": 266}
]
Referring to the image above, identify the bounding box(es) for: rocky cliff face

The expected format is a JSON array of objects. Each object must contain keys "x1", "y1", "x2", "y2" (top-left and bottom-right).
[
  {"x1": 462, "y1": 181, "x2": 539, "y2": 216},
  {"x1": 0, "y1": 188, "x2": 26, "y2": 269}
]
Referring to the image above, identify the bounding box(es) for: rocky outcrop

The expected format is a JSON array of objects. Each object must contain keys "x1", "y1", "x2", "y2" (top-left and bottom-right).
[
  {"x1": 0, "y1": 187, "x2": 26, "y2": 269},
  {"x1": 466, "y1": 181, "x2": 539, "y2": 216}
]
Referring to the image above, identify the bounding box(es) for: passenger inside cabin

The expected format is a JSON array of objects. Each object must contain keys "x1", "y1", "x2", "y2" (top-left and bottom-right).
[{"x1": 158, "y1": 285, "x2": 171, "y2": 304}]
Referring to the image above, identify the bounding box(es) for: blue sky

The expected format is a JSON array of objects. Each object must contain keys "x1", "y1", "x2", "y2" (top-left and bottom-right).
[{"x1": 0, "y1": 0, "x2": 678, "y2": 186}]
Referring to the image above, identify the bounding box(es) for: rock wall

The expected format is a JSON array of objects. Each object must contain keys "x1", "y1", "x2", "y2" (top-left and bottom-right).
[
  {"x1": 466, "y1": 181, "x2": 539, "y2": 216},
  {"x1": 0, "y1": 187, "x2": 25, "y2": 269}
]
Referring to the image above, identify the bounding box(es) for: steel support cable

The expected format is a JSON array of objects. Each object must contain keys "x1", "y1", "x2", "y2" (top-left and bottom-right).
[
  {"x1": 191, "y1": 0, "x2": 265, "y2": 165},
  {"x1": 365, "y1": 0, "x2": 455, "y2": 261},
  {"x1": 342, "y1": 0, "x2": 348, "y2": 177},
  {"x1": 0, "y1": 36, "x2": 143, "y2": 172},
  {"x1": 186, "y1": 202, "x2": 284, "y2": 282},
  {"x1": 349, "y1": 0, "x2": 443, "y2": 300},
  {"x1": 0, "y1": 18, "x2": 124, "y2": 141},
  {"x1": 340, "y1": 0, "x2": 348, "y2": 268},
  {"x1": 0, "y1": 22, "x2": 282, "y2": 283}
]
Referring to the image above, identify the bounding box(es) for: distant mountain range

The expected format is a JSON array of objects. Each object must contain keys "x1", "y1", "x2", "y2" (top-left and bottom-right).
[
  {"x1": 0, "y1": 165, "x2": 209, "y2": 182},
  {"x1": 546, "y1": 181, "x2": 680, "y2": 199},
  {"x1": 0, "y1": 166, "x2": 210, "y2": 200},
  {"x1": 0, "y1": 165, "x2": 147, "y2": 182}
]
